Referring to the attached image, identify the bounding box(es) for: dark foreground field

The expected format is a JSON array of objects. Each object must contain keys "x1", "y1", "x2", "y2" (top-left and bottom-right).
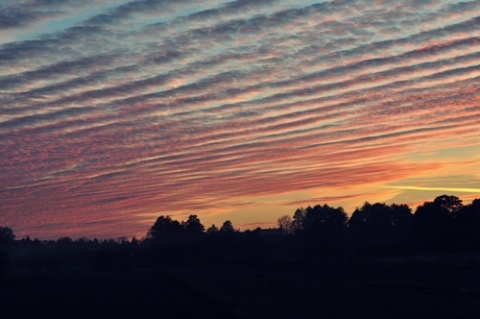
[{"x1": 2, "y1": 261, "x2": 480, "y2": 319}]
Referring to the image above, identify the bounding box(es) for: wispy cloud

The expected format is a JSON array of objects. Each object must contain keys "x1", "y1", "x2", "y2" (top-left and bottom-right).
[{"x1": 1, "y1": 0, "x2": 479, "y2": 239}]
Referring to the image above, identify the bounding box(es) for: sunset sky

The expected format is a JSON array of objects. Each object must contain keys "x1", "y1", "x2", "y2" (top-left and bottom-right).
[{"x1": 1, "y1": 0, "x2": 480, "y2": 239}]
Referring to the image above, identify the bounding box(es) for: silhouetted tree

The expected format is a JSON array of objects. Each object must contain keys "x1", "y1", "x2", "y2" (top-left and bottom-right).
[
  {"x1": 0, "y1": 226, "x2": 15, "y2": 246},
  {"x1": 292, "y1": 207, "x2": 306, "y2": 232},
  {"x1": 433, "y1": 195, "x2": 463, "y2": 213},
  {"x1": 350, "y1": 203, "x2": 391, "y2": 247},
  {"x1": 299, "y1": 204, "x2": 348, "y2": 254},
  {"x1": 206, "y1": 224, "x2": 219, "y2": 235},
  {"x1": 412, "y1": 198, "x2": 454, "y2": 251},
  {"x1": 215, "y1": 220, "x2": 237, "y2": 247},
  {"x1": 349, "y1": 202, "x2": 413, "y2": 252},
  {"x1": 390, "y1": 204, "x2": 413, "y2": 229},
  {"x1": 277, "y1": 215, "x2": 294, "y2": 235},
  {"x1": 147, "y1": 215, "x2": 183, "y2": 240},
  {"x1": 131, "y1": 237, "x2": 139, "y2": 246},
  {"x1": 303, "y1": 205, "x2": 347, "y2": 230},
  {"x1": 183, "y1": 215, "x2": 205, "y2": 235},
  {"x1": 56, "y1": 237, "x2": 74, "y2": 248},
  {"x1": 219, "y1": 220, "x2": 235, "y2": 233},
  {"x1": 390, "y1": 203, "x2": 414, "y2": 247},
  {"x1": 452, "y1": 198, "x2": 480, "y2": 249}
]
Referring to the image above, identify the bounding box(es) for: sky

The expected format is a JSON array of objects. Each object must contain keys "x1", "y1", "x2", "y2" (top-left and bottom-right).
[{"x1": 1, "y1": 0, "x2": 480, "y2": 240}]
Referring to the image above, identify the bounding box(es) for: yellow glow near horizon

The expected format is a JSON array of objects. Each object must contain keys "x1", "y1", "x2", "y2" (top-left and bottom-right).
[{"x1": 386, "y1": 185, "x2": 480, "y2": 193}]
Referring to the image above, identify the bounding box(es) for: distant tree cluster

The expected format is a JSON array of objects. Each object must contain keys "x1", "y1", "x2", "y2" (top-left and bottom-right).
[
  {"x1": 146, "y1": 215, "x2": 235, "y2": 243},
  {"x1": 1, "y1": 195, "x2": 480, "y2": 276},
  {"x1": 279, "y1": 195, "x2": 480, "y2": 255}
]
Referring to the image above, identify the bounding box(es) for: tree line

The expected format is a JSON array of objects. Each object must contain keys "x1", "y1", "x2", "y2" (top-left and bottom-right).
[
  {"x1": 1, "y1": 195, "x2": 480, "y2": 275},
  {"x1": 278, "y1": 195, "x2": 480, "y2": 255}
]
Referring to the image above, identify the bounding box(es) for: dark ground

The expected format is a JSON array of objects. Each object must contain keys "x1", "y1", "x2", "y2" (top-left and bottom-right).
[{"x1": 2, "y1": 261, "x2": 480, "y2": 319}]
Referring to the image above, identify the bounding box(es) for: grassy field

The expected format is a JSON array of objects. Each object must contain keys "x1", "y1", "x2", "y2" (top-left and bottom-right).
[{"x1": 2, "y1": 262, "x2": 480, "y2": 318}]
